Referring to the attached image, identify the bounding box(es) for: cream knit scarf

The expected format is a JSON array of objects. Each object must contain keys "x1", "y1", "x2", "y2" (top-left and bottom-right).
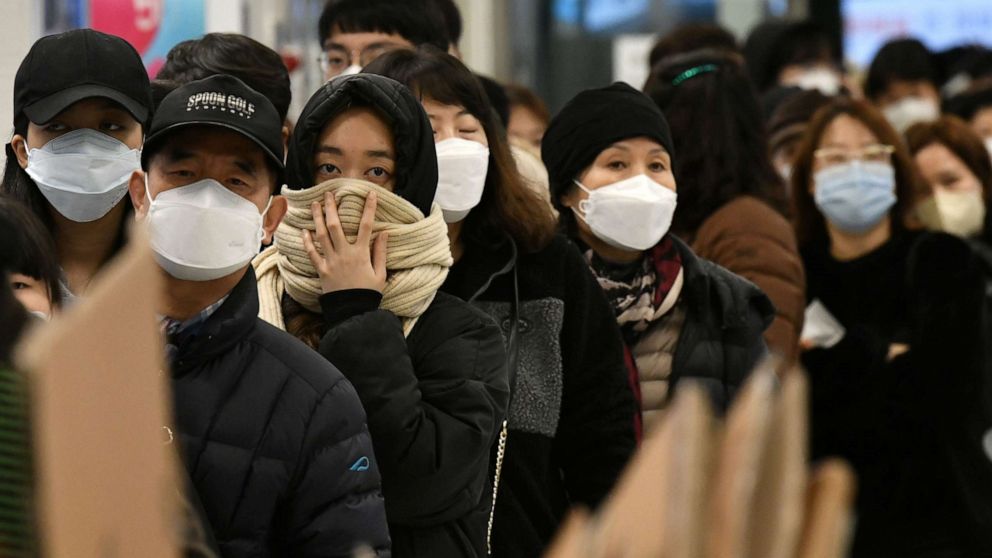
[{"x1": 253, "y1": 178, "x2": 452, "y2": 335}]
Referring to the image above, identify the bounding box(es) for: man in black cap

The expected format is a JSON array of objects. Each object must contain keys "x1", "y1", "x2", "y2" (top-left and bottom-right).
[{"x1": 126, "y1": 74, "x2": 391, "y2": 557}]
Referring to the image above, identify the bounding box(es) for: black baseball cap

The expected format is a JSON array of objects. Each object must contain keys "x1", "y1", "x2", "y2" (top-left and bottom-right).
[
  {"x1": 141, "y1": 74, "x2": 284, "y2": 174},
  {"x1": 14, "y1": 29, "x2": 152, "y2": 126}
]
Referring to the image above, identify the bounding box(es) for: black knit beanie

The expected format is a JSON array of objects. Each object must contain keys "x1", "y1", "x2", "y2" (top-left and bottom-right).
[{"x1": 541, "y1": 82, "x2": 674, "y2": 210}]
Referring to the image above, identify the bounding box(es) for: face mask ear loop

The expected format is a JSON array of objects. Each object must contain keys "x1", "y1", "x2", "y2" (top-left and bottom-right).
[
  {"x1": 144, "y1": 172, "x2": 153, "y2": 204},
  {"x1": 571, "y1": 179, "x2": 592, "y2": 220},
  {"x1": 260, "y1": 195, "x2": 274, "y2": 218}
]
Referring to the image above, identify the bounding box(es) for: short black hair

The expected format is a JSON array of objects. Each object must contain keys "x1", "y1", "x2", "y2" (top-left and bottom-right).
[
  {"x1": 744, "y1": 20, "x2": 840, "y2": 93},
  {"x1": 156, "y1": 33, "x2": 292, "y2": 121},
  {"x1": 430, "y1": 0, "x2": 462, "y2": 46},
  {"x1": 865, "y1": 38, "x2": 937, "y2": 100},
  {"x1": 317, "y1": 0, "x2": 449, "y2": 52},
  {"x1": 0, "y1": 195, "x2": 63, "y2": 309}
]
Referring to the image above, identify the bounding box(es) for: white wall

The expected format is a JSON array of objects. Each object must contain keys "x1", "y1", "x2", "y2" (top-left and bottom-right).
[{"x1": 0, "y1": 0, "x2": 39, "y2": 164}]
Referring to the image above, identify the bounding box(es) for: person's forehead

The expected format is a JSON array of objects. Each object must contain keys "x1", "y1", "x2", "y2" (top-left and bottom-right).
[
  {"x1": 156, "y1": 126, "x2": 266, "y2": 163},
  {"x1": 326, "y1": 29, "x2": 411, "y2": 50}
]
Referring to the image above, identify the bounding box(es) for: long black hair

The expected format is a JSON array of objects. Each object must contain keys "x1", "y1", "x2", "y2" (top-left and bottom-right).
[
  {"x1": 644, "y1": 49, "x2": 788, "y2": 238},
  {"x1": 364, "y1": 46, "x2": 557, "y2": 253}
]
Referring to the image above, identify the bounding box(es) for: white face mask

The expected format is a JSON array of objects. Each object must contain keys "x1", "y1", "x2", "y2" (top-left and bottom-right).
[
  {"x1": 434, "y1": 137, "x2": 490, "y2": 223},
  {"x1": 145, "y1": 177, "x2": 271, "y2": 281},
  {"x1": 984, "y1": 137, "x2": 992, "y2": 160},
  {"x1": 573, "y1": 174, "x2": 678, "y2": 251},
  {"x1": 882, "y1": 96, "x2": 940, "y2": 134},
  {"x1": 791, "y1": 67, "x2": 842, "y2": 96},
  {"x1": 25, "y1": 128, "x2": 141, "y2": 223},
  {"x1": 339, "y1": 64, "x2": 362, "y2": 77}
]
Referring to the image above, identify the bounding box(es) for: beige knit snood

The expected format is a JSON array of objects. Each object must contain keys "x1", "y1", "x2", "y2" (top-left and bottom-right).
[{"x1": 253, "y1": 178, "x2": 452, "y2": 335}]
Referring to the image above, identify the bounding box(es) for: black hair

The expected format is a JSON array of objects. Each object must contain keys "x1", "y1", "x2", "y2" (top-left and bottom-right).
[
  {"x1": 476, "y1": 74, "x2": 510, "y2": 127},
  {"x1": 0, "y1": 195, "x2": 63, "y2": 310},
  {"x1": 644, "y1": 49, "x2": 788, "y2": 237},
  {"x1": 648, "y1": 23, "x2": 739, "y2": 69},
  {"x1": 363, "y1": 46, "x2": 557, "y2": 253},
  {"x1": 156, "y1": 33, "x2": 292, "y2": 121},
  {"x1": 865, "y1": 38, "x2": 937, "y2": 100},
  {"x1": 744, "y1": 20, "x2": 840, "y2": 93},
  {"x1": 317, "y1": 0, "x2": 449, "y2": 52},
  {"x1": 430, "y1": 0, "x2": 462, "y2": 46}
]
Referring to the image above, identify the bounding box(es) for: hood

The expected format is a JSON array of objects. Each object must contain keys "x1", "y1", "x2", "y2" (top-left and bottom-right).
[{"x1": 286, "y1": 73, "x2": 438, "y2": 216}]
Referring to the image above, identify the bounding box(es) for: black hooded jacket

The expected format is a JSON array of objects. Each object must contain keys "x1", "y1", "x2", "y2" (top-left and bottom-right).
[{"x1": 285, "y1": 74, "x2": 510, "y2": 557}]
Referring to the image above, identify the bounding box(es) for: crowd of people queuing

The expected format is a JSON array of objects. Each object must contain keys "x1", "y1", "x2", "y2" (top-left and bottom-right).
[{"x1": 1, "y1": 1, "x2": 992, "y2": 557}]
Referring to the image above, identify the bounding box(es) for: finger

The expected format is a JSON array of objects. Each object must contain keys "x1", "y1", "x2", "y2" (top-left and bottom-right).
[
  {"x1": 357, "y1": 192, "x2": 377, "y2": 247},
  {"x1": 372, "y1": 231, "x2": 389, "y2": 282},
  {"x1": 301, "y1": 229, "x2": 323, "y2": 267},
  {"x1": 311, "y1": 201, "x2": 333, "y2": 252},
  {"x1": 323, "y1": 191, "x2": 349, "y2": 247}
]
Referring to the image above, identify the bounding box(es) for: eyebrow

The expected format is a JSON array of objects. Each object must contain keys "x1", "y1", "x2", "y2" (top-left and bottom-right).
[
  {"x1": 317, "y1": 145, "x2": 394, "y2": 160},
  {"x1": 366, "y1": 150, "x2": 394, "y2": 160},
  {"x1": 163, "y1": 147, "x2": 196, "y2": 163},
  {"x1": 234, "y1": 158, "x2": 258, "y2": 177}
]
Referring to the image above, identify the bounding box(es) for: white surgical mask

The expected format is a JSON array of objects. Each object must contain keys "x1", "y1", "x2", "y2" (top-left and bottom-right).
[
  {"x1": 434, "y1": 137, "x2": 490, "y2": 223},
  {"x1": 791, "y1": 67, "x2": 842, "y2": 96},
  {"x1": 984, "y1": 137, "x2": 992, "y2": 160},
  {"x1": 339, "y1": 64, "x2": 362, "y2": 77},
  {"x1": 573, "y1": 174, "x2": 677, "y2": 251},
  {"x1": 25, "y1": 128, "x2": 141, "y2": 223},
  {"x1": 882, "y1": 96, "x2": 940, "y2": 134},
  {"x1": 145, "y1": 177, "x2": 271, "y2": 281}
]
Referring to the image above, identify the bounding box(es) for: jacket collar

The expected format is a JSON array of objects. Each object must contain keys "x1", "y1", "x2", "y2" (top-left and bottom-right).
[
  {"x1": 170, "y1": 267, "x2": 260, "y2": 376},
  {"x1": 449, "y1": 232, "x2": 518, "y2": 302},
  {"x1": 670, "y1": 235, "x2": 773, "y2": 330}
]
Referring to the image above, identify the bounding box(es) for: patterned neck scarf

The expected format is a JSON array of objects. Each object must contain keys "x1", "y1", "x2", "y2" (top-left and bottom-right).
[{"x1": 586, "y1": 236, "x2": 684, "y2": 340}]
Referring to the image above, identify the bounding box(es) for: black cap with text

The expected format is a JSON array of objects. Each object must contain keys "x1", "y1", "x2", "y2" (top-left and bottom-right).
[
  {"x1": 142, "y1": 74, "x2": 284, "y2": 173},
  {"x1": 14, "y1": 28, "x2": 152, "y2": 126}
]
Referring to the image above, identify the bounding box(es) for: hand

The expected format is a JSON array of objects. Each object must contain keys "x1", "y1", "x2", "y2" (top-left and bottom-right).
[{"x1": 302, "y1": 191, "x2": 388, "y2": 294}]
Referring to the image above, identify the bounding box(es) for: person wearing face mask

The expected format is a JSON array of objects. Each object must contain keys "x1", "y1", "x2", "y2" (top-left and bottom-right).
[
  {"x1": 0, "y1": 196, "x2": 63, "y2": 321},
  {"x1": 865, "y1": 38, "x2": 942, "y2": 135},
  {"x1": 545, "y1": 82, "x2": 773, "y2": 431},
  {"x1": 252, "y1": 72, "x2": 508, "y2": 558},
  {"x1": 2, "y1": 29, "x2": 153, "y2": 304},
  {"x1": 791, "y1": 97, "x2": 992, "y2": 557},
  {"x1": 127, "y1": 74, "x2": 390, "y2": 557},
  {"x1": 643, "y1": 50, "x2": 806, "y2": 365},
  {"x1": 907, "y1": 116, "x2": 992, "y2": 244},
  {"x1": 364, "y1": 49, "x2": 636, "y2": 558}
]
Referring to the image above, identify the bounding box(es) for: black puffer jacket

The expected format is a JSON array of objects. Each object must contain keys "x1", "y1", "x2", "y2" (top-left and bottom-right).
[
  {"x1": 170, "y1": 268, "x2": 391, "y2": 557},
  {"x1": 667, "y1": 235, "x2": 773, "y2": 411},
  {"x1": 286, "y1": 73, "x2": 510, "y2": 557}
]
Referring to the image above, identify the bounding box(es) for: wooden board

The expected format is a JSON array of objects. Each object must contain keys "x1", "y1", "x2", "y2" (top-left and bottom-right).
[
  {"x1": 706, "y1": 360, "x2": 777, "y2": 558},
  {"x1": 747, "y1": 368, "x2": 809, "y2": 558},
  {"x1": 16, "y1": 228, "x2": 179, "y2": 558},
  {"x1": 797, "y1": 460, "x2": 856, "y2": 558},
  {"x1": 593, "y1": 383, "x2": 712, "y2": 558}
]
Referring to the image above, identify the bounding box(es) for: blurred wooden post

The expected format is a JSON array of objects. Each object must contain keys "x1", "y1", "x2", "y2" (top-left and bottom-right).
[
  {"x1": 16, "y1": 228, "x2": 179, "y2": 558},
  {"x1": 797, "y1": 460, "x2": 856, "y2": 558},
  {"x1": 747, "y1": 368, "x2": 809, "y2": 558}
]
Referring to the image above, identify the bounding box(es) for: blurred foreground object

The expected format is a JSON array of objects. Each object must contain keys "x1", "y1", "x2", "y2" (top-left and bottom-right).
[
  {"x1": 13, "y1": 228, "x2": 180, "y2": 557},
  {"x1": 545, "y1": 360, "x2": 855, "y2": 558}
]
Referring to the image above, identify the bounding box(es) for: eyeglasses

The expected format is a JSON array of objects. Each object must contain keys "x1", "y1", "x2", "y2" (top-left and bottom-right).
[
  {"x1": 317, "y1": 43, "x2": 408, "y2": 75},
  {"x1": 813, "y1": 144, "x2": 895, "y2": 167}
]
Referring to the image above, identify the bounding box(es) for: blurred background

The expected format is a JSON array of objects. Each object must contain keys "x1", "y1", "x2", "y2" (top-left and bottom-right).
[{"x1": 2, "y1": 0, "x2": 991, "y2": 128}]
